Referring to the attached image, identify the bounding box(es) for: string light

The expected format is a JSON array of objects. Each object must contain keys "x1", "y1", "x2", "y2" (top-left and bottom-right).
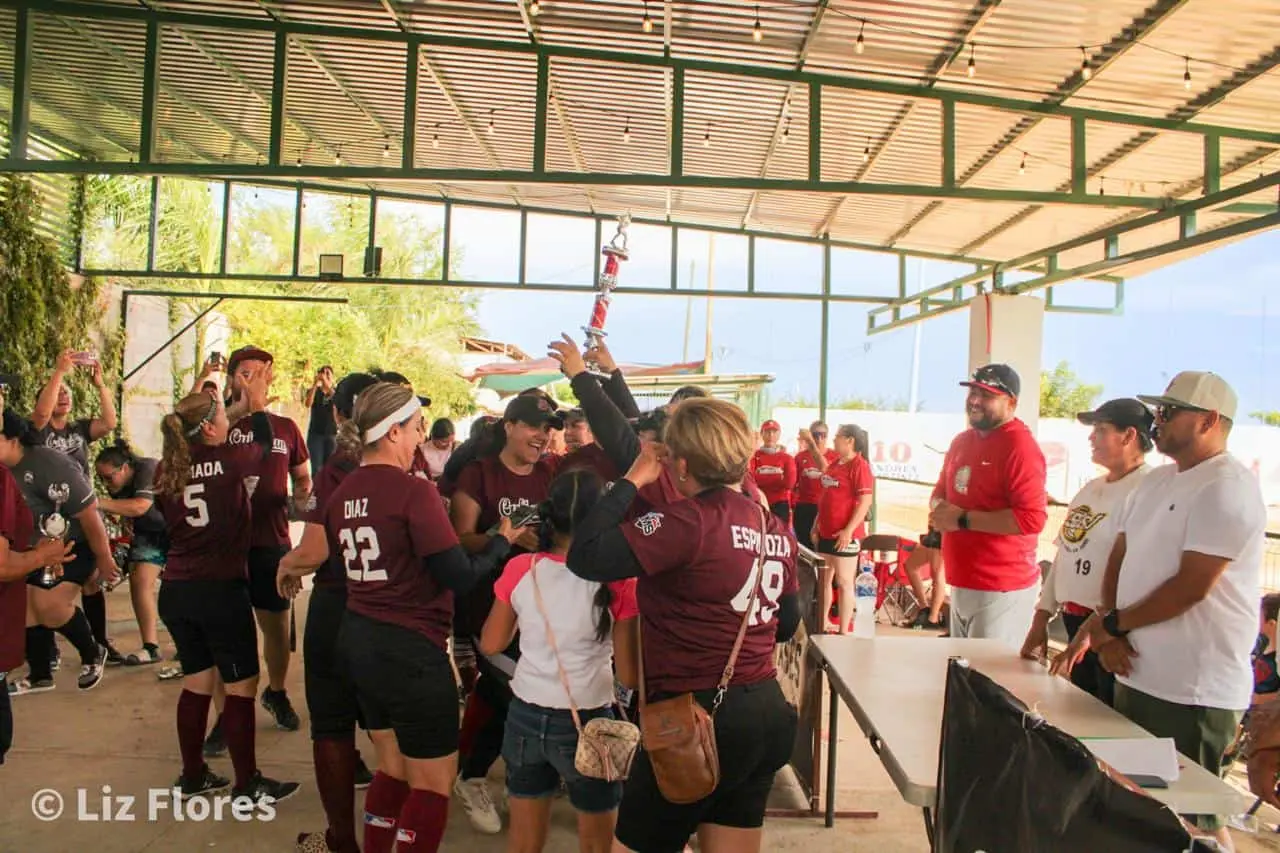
[
  {"x1": 295, "y1": 153, "x2": 303, "y2": 167},
  {"x1": 1183, "y1": 56, "x2": 1191, "y2": 90},
  {"x1": 752, "y1": 5, "x2": 762, "y2": 42},
  {"x1": 487, "y1": 110, "x2": 495, "y2": 135},
  {"x1": 382, "y1": 137, "x2": 391, "y2": 158},
  {"x1": 782, "y1": 117, "x2": 790, "y2": 144},
  {"x1": 862, "y1": 137, "x2": 870, "y2": 164},
  {"x1": 1018, "y1": 152, "x2": 1026, "y2": 175},
  {"x1": 432, "y1": 133, "x2": 440, "y2": 149},
  {"x1": 1080, "y1": 47, "x2": 1092, "y2": 81},
  {"x1": 623, "y1": 117, "x2": 631, "y2": 144},
  {"x1": 333, "y1": 146, "x2": 342, "y2": 165},
  {"x1": 530, "y1": 0, "x2": 540, "y2": 17},
  {"x1": 966, "y1": 44, "x2": 976, "y2": 78},
  {"x1": 642, "y1": 1, "x2": 652, "y2": 33},
  {"x1": 855, "y1": 20, "x2": 865, "y2": 55},
  {"x1": 1099, "y1": 176, "x2": 1106, "y2": 197},
  {"x1": 703, "y1": 123, "x2": 712, "y2": 149}
]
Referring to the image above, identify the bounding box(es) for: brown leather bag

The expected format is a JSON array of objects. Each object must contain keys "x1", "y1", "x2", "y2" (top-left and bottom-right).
[{"x1": 636, "y1": 507, "x2": 767, "y2": 804}]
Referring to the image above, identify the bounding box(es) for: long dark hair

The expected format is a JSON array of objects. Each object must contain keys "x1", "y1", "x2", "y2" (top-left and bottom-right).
[
  {"x1": 536, "y1": 469, "x2": 613, "y2": 642},
  {"x1": 96, "y1": 438, "x2": 138, "y2": 469}
]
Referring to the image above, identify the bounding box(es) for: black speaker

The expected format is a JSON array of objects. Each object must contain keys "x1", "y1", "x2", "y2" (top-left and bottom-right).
[{"x1": 363, "y1": 246, "x2": 383, "y2": 277}]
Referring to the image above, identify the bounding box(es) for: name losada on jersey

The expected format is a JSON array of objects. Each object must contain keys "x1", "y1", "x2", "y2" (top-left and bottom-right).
[{"x1": 189, "y1": 460, "x2": 225, "y2": 478}]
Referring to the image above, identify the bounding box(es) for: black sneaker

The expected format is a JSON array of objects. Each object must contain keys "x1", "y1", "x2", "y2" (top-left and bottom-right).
[
  {"x1": 104, "y1": 643, "x2": 127, "y2": 667},
  {"x1": 203, "y1": 718, "x2": 227, "y2": 758},
  {"x1": 176, "y1": 764, "x2": 231, "y2": 799},
  {"x1": 50, "y1": 647, "x2": 61, "y2": 672},
  {"x1": 231, "y1": 770, "x2": 300, "y2": 806},
  {"x1": 354, "y1": 755, "x2": 373, "y2": 789},
  {"x1": 78, "y1": 645, "x2": 107, "y2": 691},
  {"x1": 261, "y1": 688, "x2": 301, "y2": 731}
]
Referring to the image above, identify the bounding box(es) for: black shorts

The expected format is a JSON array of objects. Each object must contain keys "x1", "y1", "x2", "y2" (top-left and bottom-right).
[
  {"x1": 0, "y1": 677, "x2": 11, "y2": 765},
  {"x1": 247, "y1": 545, "x2": 290, "y2": 613},
  {"x1": 615, "y1": 679, "x2": 798, "y2": 853},
  {"x1": 768, "y1": 501, "x2": 791, "y2": 524},
  {"x1": 305, "y1": 583, "x2": 363, "y2": 740},
  {"x1": 26, "y1": 540, "x2": 95, "y2": 589},
  {"x1": 816, "y1": 538, "x2": 861, "y2": 558},
  {"x1": 338, "y1": 609, "x2": 458, "y2": 760},
  {"x1": 793, "y1": 503, "x2": 818, "y2": 550},
  {"x1": 158, "y1": 579, "x2": 260, "y2": 683}
]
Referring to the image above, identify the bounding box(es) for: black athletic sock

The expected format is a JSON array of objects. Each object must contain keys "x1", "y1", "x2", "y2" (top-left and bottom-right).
[
  {"x1": 82, "y1": 591, "x2": 108, "y2": 647},
  {"x1": 25, "y1": 627, "x2": 55, "y2": 682},
  {"x1": 54, "y1": 609, "x2": 99, "y2": 665}
]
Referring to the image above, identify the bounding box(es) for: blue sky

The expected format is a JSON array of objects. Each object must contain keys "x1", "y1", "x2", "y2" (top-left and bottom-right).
[{"x1": 463, "y1": 216, "x2": 1279, "y2": 422}]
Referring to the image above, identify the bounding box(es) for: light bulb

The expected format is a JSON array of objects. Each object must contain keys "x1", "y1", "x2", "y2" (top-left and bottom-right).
[
  {"x1": 334, "y1": 151, "x2": 341, "y2": 165},
  {"x1": 1081, "y1": 48, "x2": 1091, "y2": 80},
  {"x1": 295, "y1": 155, "x2": 302, "y2": 167},
  {"x1": 862, "y1": 143, "x2": 870, "y2": 164},
  {"x1": 1018, "y1": 153, "x2": 1026, "y2": 175},
  {"x1": 703, "y1": 127, "x2": 711, "y2": 149},
  {"x1": 382, "y1": 141, "x2": 391, "y2": 159},
  {"x1": 642, "y1": 1, "x2": 652, "y2": 32},
  {"x1": 530, "y1": 0, "x2": 540, "y2": 17},
  {"x1": 1183, "y1": 57, "x2": 1191, "y2": 90},
  {"x1": 855, "y1": 22, "x2": 865, "y2": 55},
  {"x1": 752, "y1": 6, "x2": 762, "y2": 42},
  {"x1": 488, "y1": 112, "x2": 495, "y2": 135},
  {"x1": 966, "y1": 45, "x2": 976, "y2": 78},
  {"x1": 623, "y1": 119, "x2": 631, "y2": 144},
  {"x1": 782, "y1": 122, "x2": 790, "y2": 144},
  {"x1": 432, "y1": 133, "x2": 440, "y2": 149}
]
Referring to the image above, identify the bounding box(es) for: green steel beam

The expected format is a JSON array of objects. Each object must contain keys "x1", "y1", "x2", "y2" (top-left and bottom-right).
[
  {"x1": 8, "y1": 6, "x2": 31, "y2": 159},
  {"x1": 518, "y1": 209, "x2": 528, "y2": 285},
  {"x1": 401, "y1": 41, "x2": 417, "y2": 171},
  {"x1": 533, "y1": 53, "x2": 549, "y2": 174},
  {"x1": 818, "y1": 240, "x2": 831, "y2": 422},
  {"x1": 217, "y1": 180, "x2": 231, "y2": 274},
  {"x1": 77, "y1": 268, "x2": 900, "y2": 305},
  {"x1": 1071, "y1": 116, "x2": 1087, "y2": 196},
  {"x1": 941, "y1": 98, "x2": 956, "y2": 189},
  {"x1": 367, "y1": 192, "x2": 378, "y2": 256},
  {"x1": 290, "y1": 184, "x2": 303, "y2": 277},
  {"x1": 138, "y1": 19, "x2": 160, "y2": 164},
  {"x1": 269, "y1": 31, "x2": 287, "y2": 166},
  {"x1": 0, "y1": 157, "x2": 1176, "y2": 209},
  {"x1": 441, "y1": 200, "x2": 451, "y2": 280},
  {"x1": 145, "y1": 176, "x2": 159, "y2": 271},
  {"x1": 868, "y1": 209, "x2": 1280, "y2": 335},
  {"x1": 808, "y1": 81, "x2": 822, "y2": 182},
  {"x1": 8, "y1": 0, "x2": 1279, "y2": 145},
  {"x1": 1203, "y1": 134, "x2": 1221, "y2": 195},
  {"x1": 670, "y1": 67, "x2": 684, "y2": 179}
]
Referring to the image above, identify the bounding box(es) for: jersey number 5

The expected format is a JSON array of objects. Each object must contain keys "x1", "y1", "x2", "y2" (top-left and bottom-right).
[
  {"x1": 730, "y1": 559, "x2": 787, "y2": 626},
  {"x1": 183, "y1": 484, "x2": 209, "y2": 528},
  {"x1": 340, "y1": 527, "x2": 385, "y2": 582}
]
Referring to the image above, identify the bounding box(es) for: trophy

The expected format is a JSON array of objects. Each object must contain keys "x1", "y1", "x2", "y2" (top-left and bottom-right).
[
  {"x1": 38, "y1": 483, "x2": 72, "y2": 587},
  {"x1": 582, "y1": 213, "x2": 631, "y2": 376}
]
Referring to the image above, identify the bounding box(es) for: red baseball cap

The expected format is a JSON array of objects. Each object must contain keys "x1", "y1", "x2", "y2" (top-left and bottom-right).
[
  {"x1": 761, "y1": 419, "x2": 781, "y2": 431},
  {"x1": 227, "y1": 346, "x2": 273, "y2": 375}
]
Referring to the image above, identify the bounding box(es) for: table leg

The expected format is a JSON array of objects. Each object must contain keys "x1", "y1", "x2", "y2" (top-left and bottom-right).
[
  {"x1": 923, "y1": 807, "x2": 935, "y2": 849},
  {"x1": 825, "y1": 664, "x2": 838, "y2": 828}
]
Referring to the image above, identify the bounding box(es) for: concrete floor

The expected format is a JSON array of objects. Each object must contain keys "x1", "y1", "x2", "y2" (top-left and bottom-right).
[{"x1": 1, "y1": 594, "x2": 1277, "y2": 852}]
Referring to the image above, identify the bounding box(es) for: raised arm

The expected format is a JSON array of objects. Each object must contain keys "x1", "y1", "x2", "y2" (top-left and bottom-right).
[{"x1": 32, "y1": 350, "x2": 74, "y2": 429}]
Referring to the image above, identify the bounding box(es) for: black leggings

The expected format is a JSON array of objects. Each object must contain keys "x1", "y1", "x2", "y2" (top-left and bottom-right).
[
  {"x1": 461, "y1": 656, "x2": 512, "y2": 780},
  {"x1": 1062, "y1": 612, "x2": 1116, "y2": 707}
]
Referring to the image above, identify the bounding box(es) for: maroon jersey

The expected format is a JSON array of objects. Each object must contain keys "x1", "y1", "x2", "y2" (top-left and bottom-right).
[
  {"x1": 454, "y1": 455, "x2": 559, "y2": 534},
  {"x1": 623, "y1": 487, "x2": 799, "y2": 695},
  {"x1": 324, "y1": 464, "x2": 459, "y2": 647},
  {"x1": 301, "y1": 449, "x2": 358, "y2": 587},
  {"x1": 558, "y1": 443, "x2": 620, "y2": 484},
  {"x1": 410, "y1": 446, "x2": 431, "y2": 480},
  {"x1": 229, "y1": 412, "x2": 308, "y2": 548},
  {"x1": 749, "y1": 447, "x2": 796, "y2": 507},
  {"x1": 158, "y1": 443, "x2": 261, "y2": 582},
  {"x1": 795, "y1": 448, "x2": 839, "y2": 505},
  {"x1": 0, "y1": 466, "x2": 34, "y2": 672}
]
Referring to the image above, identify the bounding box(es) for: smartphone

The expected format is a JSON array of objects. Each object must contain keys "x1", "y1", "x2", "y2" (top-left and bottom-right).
[
  {"x1": 508, "y1": 504, "x2": 540, "y2": 528},
  {"x1": 70, "y1": 351, "x2": 98, "y2": 366}
]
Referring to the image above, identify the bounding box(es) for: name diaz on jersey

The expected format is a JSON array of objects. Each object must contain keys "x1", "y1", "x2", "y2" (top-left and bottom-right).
[
  {"x1": 730, "y1": 525, "x2": 793, "y2": 559},
  {"x1": 344, "y1": 498, "x2": 369, "y2": 519}
]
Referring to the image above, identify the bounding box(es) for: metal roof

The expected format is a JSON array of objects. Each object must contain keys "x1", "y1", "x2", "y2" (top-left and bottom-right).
[{"x1": 3, "y1": 0, "x2": 1279, "y2": 285}]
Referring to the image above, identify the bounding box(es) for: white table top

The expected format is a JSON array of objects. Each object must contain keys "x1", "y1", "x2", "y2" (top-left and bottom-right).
[{"x1": 810, "y1": 635, "x2": 1247, "y2": 816}]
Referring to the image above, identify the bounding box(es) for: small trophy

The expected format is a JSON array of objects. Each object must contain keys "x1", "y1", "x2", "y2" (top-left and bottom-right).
[
  {"x1": 38, "y1": 483, "x2": 71, "y2": 587},
  {"x1": 582, "y1": 214, "x2": 631, "y2": 377}
]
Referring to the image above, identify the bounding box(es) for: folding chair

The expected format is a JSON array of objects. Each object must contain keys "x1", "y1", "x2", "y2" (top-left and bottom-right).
[{"x1": 860, "y1": 534, "x2": 924, "y2": 627}]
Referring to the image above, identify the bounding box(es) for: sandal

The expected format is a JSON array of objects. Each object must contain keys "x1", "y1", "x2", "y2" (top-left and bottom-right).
[{"x1": 125, "y1": 646, "x2": 162, "y2": 666}]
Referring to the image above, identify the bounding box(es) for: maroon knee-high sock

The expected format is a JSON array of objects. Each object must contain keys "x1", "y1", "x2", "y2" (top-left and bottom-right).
[
  {"x1": 176, "y1": 690, "x2": 212, "y2": 783},
  {"x1": 363, "y1": 771, "x2": 409, "y2": 853},
  {"x1": 394, "y1": 789, "x2": 450, "y2": 852},
  {"x1": 313, "y1": 737, "x2": 359, "y2": 853},
  {"x1": 221, "y1": 695, "x2": 258, "y2": 789},
  {"x1": 457, "y1": 690, "x2": 491, "y2": 758}
]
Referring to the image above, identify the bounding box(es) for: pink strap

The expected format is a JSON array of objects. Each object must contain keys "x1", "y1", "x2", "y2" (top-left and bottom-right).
[{"x1": 528, "y1": 559, "x2": 586, "y2": 734}]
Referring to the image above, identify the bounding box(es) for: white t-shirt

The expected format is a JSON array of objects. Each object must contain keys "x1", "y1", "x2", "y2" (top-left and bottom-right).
[
  {"x1": 1039, "y1": 465, "x2": 1151, "y2": 613},
  {"x1": 1115, "y1": 454, "x2": 1265, "y2": 710},
  {"x1": 494, "y1": 552, "x2": 638, "y2": 710}
]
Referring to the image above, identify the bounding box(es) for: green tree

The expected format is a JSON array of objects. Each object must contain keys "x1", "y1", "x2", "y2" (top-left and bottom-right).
[
  {"x1": 1251, "y1": 411, "x2": 1280, "y2": 427},
  {"x1": 1039, "y1": 360, "x2": 1102, "y2": 418}
]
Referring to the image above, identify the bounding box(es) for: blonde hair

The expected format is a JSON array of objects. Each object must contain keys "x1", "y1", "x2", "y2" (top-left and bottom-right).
[
  {"x1": 158, "y1": 392, "x2": 220, "y2": 495},
  {"x1": 336, "y1": 382, "x2": 416, "y2": 458},
  {"x1": 664, "y1": 398, "x2": 754, "y2": 487}
]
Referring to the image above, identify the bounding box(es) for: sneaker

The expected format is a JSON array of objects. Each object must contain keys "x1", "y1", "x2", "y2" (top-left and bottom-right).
[
  {"x1": 354, "y1": 755, "x2": 373, "y2": 790},
  {"x1": 204, "y1": 718, "x2": 227, "y2": 758},
  {"x1": 294, "y1": 832, "x2": 333, "y2": 853},
  {"x1": 50, "y1": 648, "x2": 61, "y2": 672},
  {"x1": 8, "y1": 677, "x2": 55, "y2": 696},
  {"x1": 261, "y1": 688, "x2": 301, "y2": 731},
  {"x1": 176, "y1": 764, "x2": 231, "y2": 799},
  {"x1": 157, "y1": 663, "x2": 184, "y2": 681},
  {"x1": 453, "y1": 776, "x2": 501, "y2": 834},
  {"x1": 104, "y1": 643, "x2": 127, "y2": 667},
  {"x1": 78, "y1": 645, "x2": 107, "y2": 691},
  {"x1": 231, "y1": 770, "x2": 301, "y2": 807}
]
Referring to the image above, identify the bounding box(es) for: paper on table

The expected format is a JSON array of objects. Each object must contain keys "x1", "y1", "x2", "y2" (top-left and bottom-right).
[{"x1": 1080, "y1": 737, "x2": 1180, "y2": 783}]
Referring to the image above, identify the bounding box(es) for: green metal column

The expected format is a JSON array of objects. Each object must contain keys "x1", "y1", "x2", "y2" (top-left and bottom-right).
[
  {"x1": 269, "y1": 31, "x2": 288, "y2": 166},
  {"x1": 441, "y1": 201, "x2": 452, "y2": 281},
  {"x1": 291, "y1": 184, "x2": 303, "y2": 276},
  {"x1": 402, "y1": 42, "x2": 418, "y2": 171},
  {"x1": 808, "y1": 80, "x2": 821, "y2": 182},
  {"x1": 533, "y1": 53, "x2": 549, "y2": 174},
  {"x1": 818, "y1": 239, "x2": 831, "y2": 422},
  {"x1": 670, "y1": 68, "x2": 684, "y2": 178},
  {"x1": 146, "y1": 176, "x2": 160, "y2": 271},
  {"x1": 518, "y1": 209, "x2": 528, "y2": 284},
  {"x1": 1203, "y1": 134, "x2": 1221, "y2": 195},
  {"x1": 218, "y1": 180, "x2": 232, "y2": 274},
  {"x1": 138, "y1": 19, "x2": 161, "y2": 164},
  {"x1": 9, "y1": 7, "x2": 32, "y2": 159},
  {"x1": 941, "y1": 98, "x2": 955, "y2": 189},
  {"x1": 1071, "y1": 116, "x2": 1087, "y2": 195},
  {"x1": 367, "y1": 191, "x2": 378, "y2": 259}
]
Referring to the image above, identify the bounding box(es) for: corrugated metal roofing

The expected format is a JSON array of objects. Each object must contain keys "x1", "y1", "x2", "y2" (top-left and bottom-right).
[{"x1": 9, "y1": 0, "x2": 1280, "y2": 275}]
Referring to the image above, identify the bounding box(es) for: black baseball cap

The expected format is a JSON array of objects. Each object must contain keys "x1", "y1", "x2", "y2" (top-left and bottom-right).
[
  {"x1": 961, "y1": 363, "x2": 1020, "y2": 398},
  {"x1": 504, "y1": 394, "x2": 565, "y2": 428},
  {"x1": 1077, "y1": 398, "x2": 1155, "y2": 434},
  {"x1": 375, "y1": 370, "x2": 431, "y2": 408},
  {"x1": 333, "y1": 373, "x2": 379, "y2": 419}
]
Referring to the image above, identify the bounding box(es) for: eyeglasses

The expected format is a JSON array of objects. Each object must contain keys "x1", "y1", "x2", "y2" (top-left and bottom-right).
[{"x1": 1155, "y1": 403, "x2": 1207, "y2": 422}]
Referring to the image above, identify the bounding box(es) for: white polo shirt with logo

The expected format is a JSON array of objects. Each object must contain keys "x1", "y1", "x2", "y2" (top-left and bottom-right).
[{"x1": 1115, "y1": 454, "x2": 1265, "y2": 711}]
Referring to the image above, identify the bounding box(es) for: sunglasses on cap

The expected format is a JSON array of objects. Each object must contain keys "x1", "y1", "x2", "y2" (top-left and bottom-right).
[{"x1": 1155, "y1": 403, "x2": 1208, "y2": 422}]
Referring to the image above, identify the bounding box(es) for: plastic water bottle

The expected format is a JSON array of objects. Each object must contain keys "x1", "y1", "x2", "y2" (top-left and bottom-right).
[{"x1": 853, "y1": 566, "x2": 878, "y2": 638}]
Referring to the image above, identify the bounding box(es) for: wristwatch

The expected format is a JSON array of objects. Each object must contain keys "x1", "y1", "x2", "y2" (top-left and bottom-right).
[
  {"x1": 957, "y1": 512, "x2": 970, "y2": 531},
  {"x1": 1102, "y1": 609, "x2": 1129, "y2": 639}
]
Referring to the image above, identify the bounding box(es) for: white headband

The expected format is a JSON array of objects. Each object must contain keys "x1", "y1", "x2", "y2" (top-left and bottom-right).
[{"x1": 364, "y1": 398, "x2": 419, "y2": 444}]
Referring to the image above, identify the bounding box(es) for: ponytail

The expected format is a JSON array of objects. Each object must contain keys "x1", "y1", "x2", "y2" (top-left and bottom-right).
[
  {"x1": 158, "y1": 413, "x2": 193, "y2": 496},
  {"x1": 338, "y1": 382, "x2": 417, "y2": 463},
  {"x1": 592, "y1": 583, "x2": 614, "y2": 644},
  {"x1": 336, "y1": 419, "x2": 362, "y2": 458}
]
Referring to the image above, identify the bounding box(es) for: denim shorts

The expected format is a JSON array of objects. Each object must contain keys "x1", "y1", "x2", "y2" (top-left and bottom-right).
[
  {"x1": 128, "y1": 531, "x2": 169, "y2": 568},
  {"x1": 502, "y1": 697, "x2": 623, "y2": 814}
]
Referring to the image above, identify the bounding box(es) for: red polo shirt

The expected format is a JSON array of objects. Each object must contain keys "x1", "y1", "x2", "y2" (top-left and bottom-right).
[
  {"x1": 0, "y1": 467, "x2": 34, "y2": 673},
  {"x1": 931, "y1": 418, "x2": 1047, "y2": 592}
]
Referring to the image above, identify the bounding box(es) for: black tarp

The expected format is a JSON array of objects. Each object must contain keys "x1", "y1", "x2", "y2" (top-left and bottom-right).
[{"x1": 934, "y1": 657, "x2": 1218, "y2": 853}]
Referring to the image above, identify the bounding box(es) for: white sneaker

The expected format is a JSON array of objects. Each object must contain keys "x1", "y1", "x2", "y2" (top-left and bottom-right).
[{"x1": 453, "y1": 776, "x2": 501, "y2": 834}]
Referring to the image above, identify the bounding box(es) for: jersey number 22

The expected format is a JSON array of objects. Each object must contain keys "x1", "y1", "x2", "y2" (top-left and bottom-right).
[{"x1": 340, "y1": 527, "x2": 385, "y2": 582}]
